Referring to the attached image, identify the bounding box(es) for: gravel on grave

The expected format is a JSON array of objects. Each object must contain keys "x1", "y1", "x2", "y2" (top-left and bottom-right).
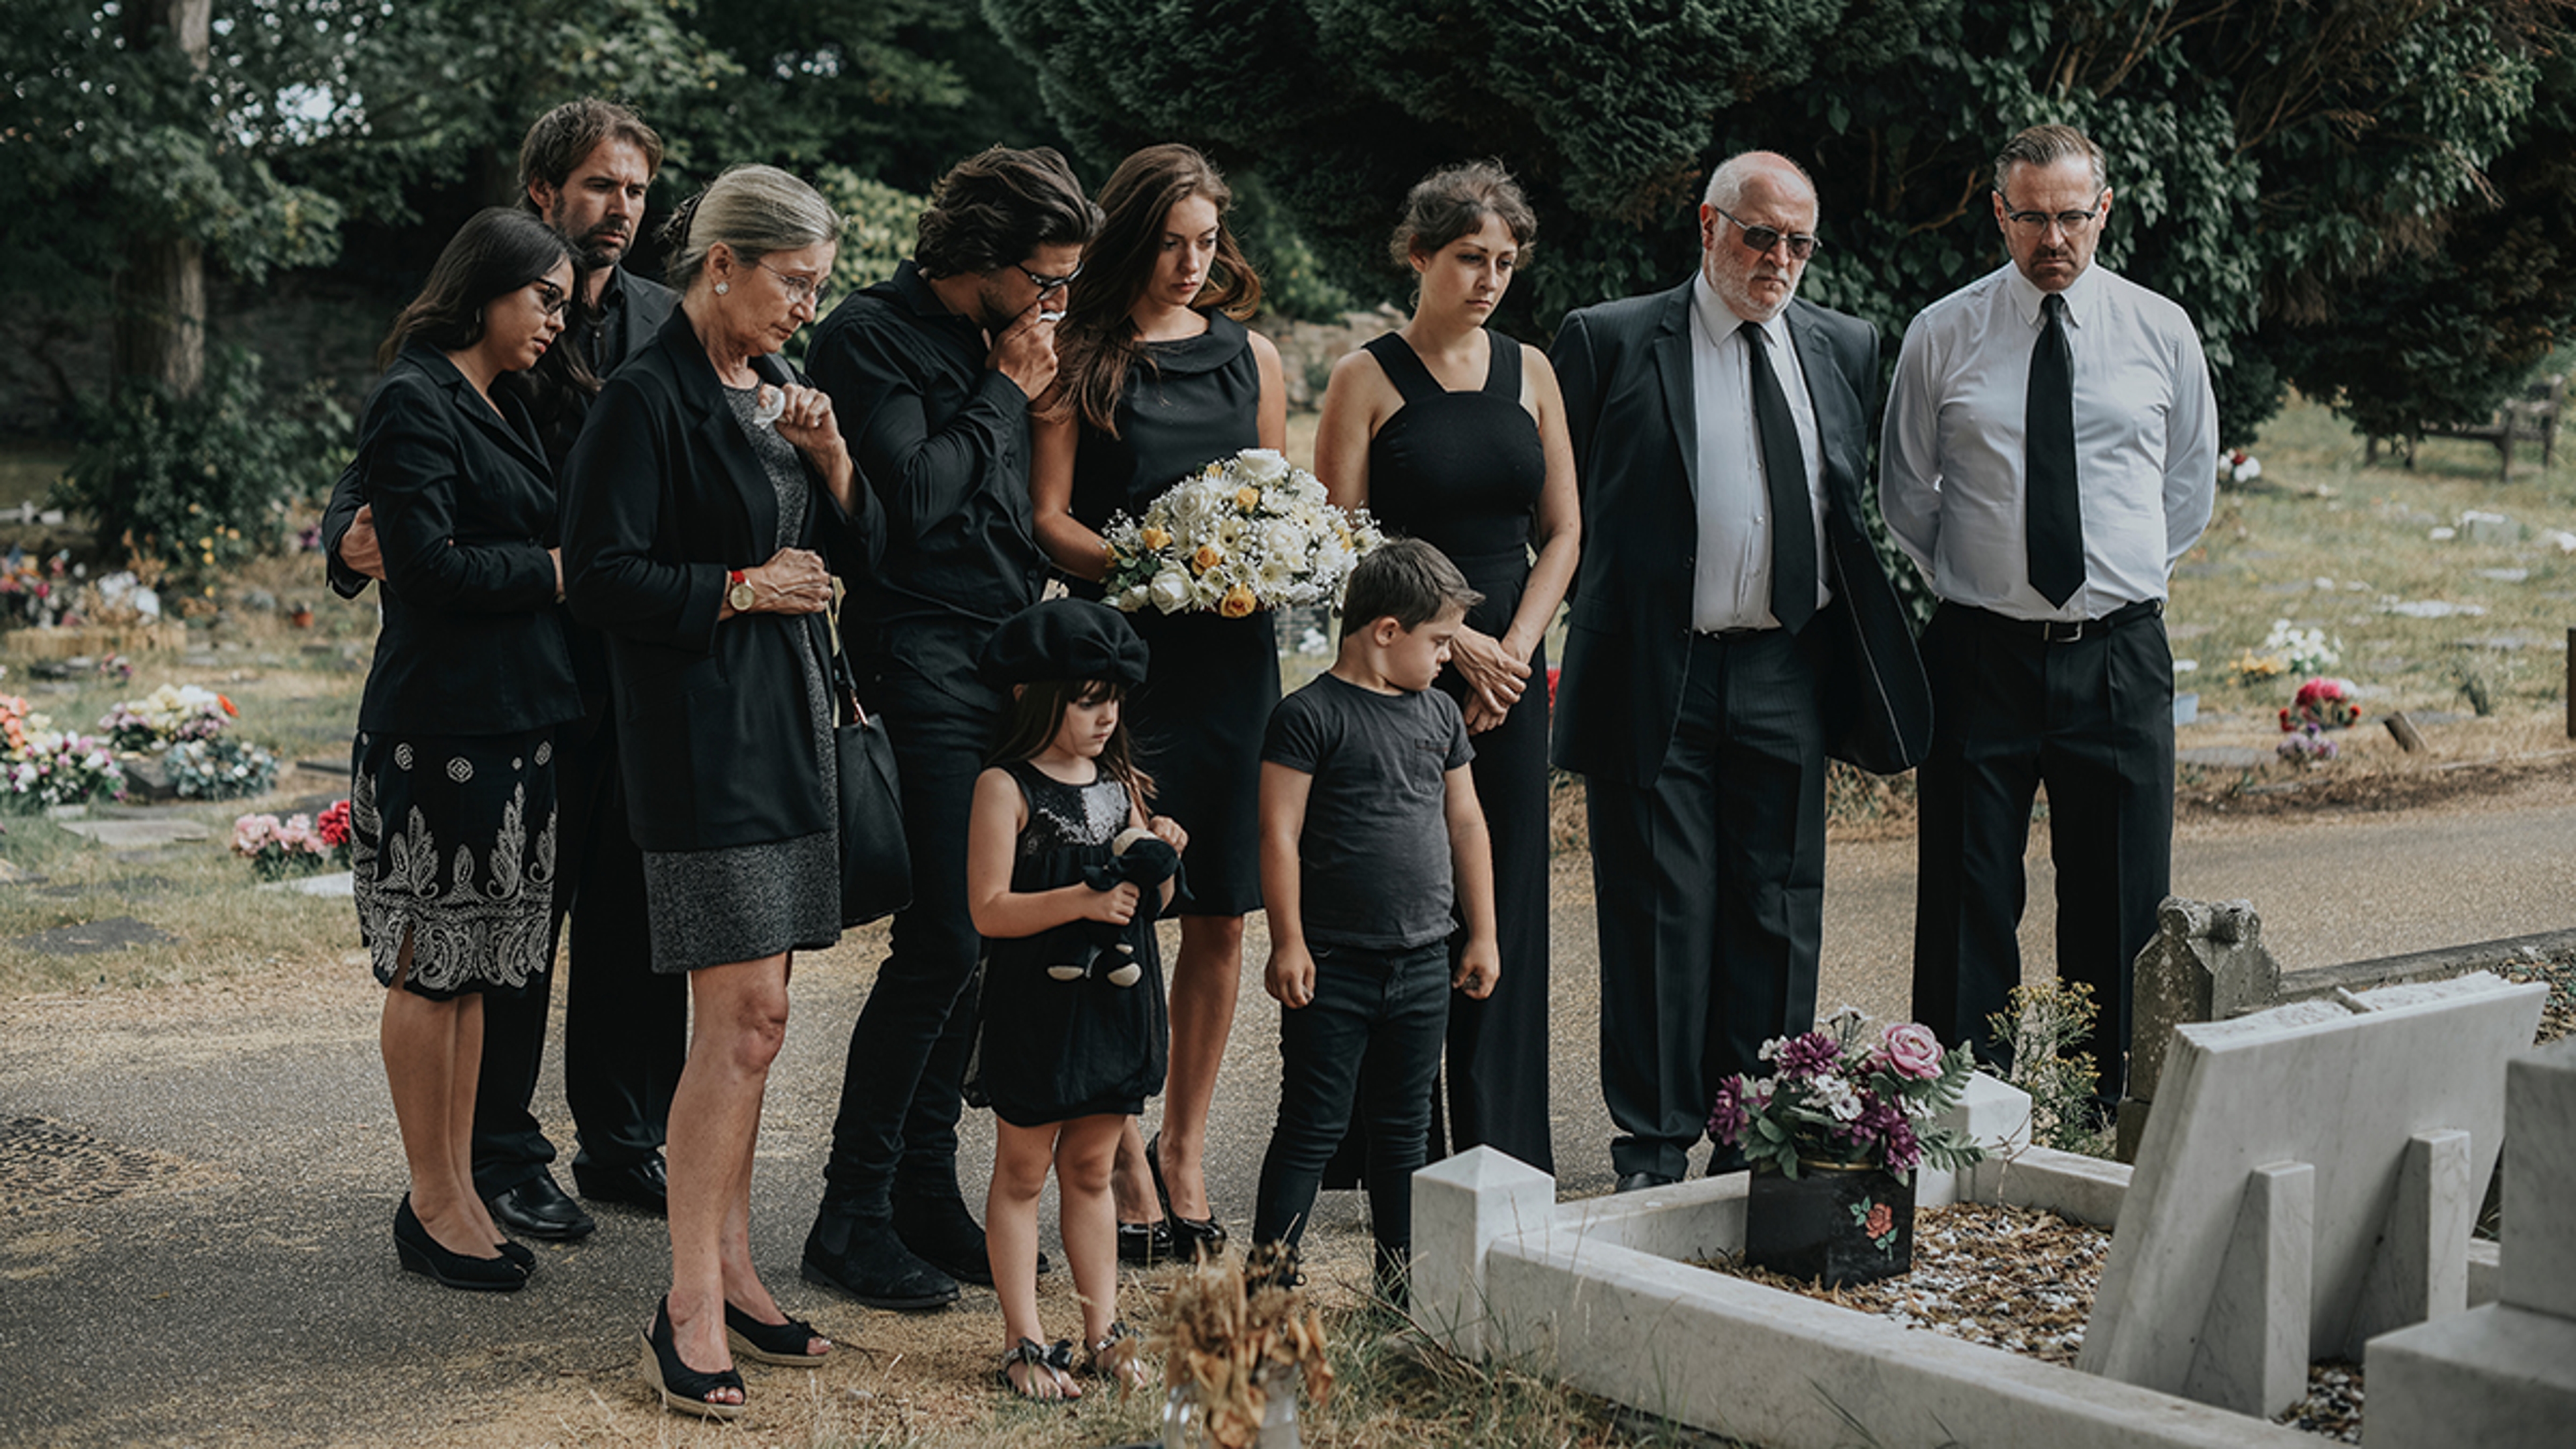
[{"x1": 1699, "y1": 1201, "x2": 2365, "y2": 1442}]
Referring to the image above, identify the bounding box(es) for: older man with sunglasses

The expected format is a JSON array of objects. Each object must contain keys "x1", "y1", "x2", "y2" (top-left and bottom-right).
[
  {"x1": 1880, "y1": 123, "x2": 2216, "y2": 1122},
  {"x1": 1550, "y1": 152, "x2": 1930, "y2": 1192}
]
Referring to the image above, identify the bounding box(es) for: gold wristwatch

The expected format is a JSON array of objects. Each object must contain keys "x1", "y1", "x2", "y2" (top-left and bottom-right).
[{"x1": 727, "y1": 568, "x2": 757, "y2": 612}]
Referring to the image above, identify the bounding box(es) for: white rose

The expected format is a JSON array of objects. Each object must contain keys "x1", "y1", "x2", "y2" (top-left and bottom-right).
[
  {"x1": 1148, "y1": 569, "x2": 1193, "y2": 614},
  {"x1": 1118, "y1": 584, "x2": 1153, "y2": 612},
  {"x1": 1263, "y1": 519, "x2": 1307, "y2": 561},
  {"x1": 1236, "y1": 449, "x2": 1290, "y2": 486},
  {"x1": 1311, "y1": 538, "x2": 1353, "y2": 582}
]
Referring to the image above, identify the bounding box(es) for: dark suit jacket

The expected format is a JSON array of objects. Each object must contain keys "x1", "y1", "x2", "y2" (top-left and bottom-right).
[
  {"x1": 560, "y1": 309, "x2": 884, "y2": 853},
  {"x1": 352, "y1": 343, "x2": 582, "y2": 736},
  {"x1": 1549, "y1": 282, "x2": 1931, "y2": 783}
]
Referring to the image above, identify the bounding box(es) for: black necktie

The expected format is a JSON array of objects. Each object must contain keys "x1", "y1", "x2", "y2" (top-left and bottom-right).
[
  {"x1": 1743, "y1": 323, "x2": 1817, "y2": 635},
  {"x1": 2026, "y1": 292, "x2": 2084, "y2": 607}
]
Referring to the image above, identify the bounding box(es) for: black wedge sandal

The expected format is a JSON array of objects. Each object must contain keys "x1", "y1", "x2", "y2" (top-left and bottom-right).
[
  {"x1": 641, "y1": 1297, "x2": 746, "y2": 1420},
  {"x1": 996, "y1": 1336, "x2": 1079, "y2": 1401},
  {"x1": 724, "y1": 1301, "x2": 832, "y2": 1366}
]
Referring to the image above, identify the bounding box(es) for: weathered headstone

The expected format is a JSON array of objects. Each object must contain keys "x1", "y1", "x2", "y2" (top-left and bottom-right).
[{"x1": 2078, "y1": 973, "x2": 2545, "y2": 1416}]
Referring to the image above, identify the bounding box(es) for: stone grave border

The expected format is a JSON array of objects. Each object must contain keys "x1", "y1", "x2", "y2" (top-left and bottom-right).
[{"x1": 1411, "y1": 1075, "x2": 2506, "y2": 1449}]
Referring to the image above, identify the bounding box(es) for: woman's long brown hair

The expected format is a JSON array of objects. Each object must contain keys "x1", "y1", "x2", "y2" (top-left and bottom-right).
[{"x1": 1048, "y1": 144, "x2": 1263, "y2": 438}]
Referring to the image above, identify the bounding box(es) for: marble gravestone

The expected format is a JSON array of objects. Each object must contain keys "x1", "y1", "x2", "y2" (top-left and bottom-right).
[{"x1": 2077, "y1": 973, "x2": 2545, "y2": 1417}]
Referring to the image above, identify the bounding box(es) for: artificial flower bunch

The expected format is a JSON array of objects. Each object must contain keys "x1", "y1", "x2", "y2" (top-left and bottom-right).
[
  {"x1": 1099, "y1": 449, "x2": 1382, "y2": 619},
  {"x1": 2278, "y1": 722, "x2": 2339, "y2": 765},
  {"x1": 232, "y1": 804, "x2": 347, "y2": 880},
  {"x1": 99, "y1": 683, "x2": 234, "y2": 752},
  {"x1": 100, "y1": 682, "x2": 276, "y2": 800},
  {"x1": 2223, "y1": 449, "x2": 2262, "y2": 486},
  {"x1": 0, "y1": 692, "x2": 124, "y2": 808},
  {"x1": 2279, "y1": 676, "x2": 2362, "y2": 732},
  {"x1": 1709, "y1": 1010, "x2": 1986, "y2": 1182}
]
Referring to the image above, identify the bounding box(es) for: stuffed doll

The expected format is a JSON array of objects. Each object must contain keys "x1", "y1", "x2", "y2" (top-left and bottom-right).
[{"x1": 1046, "y1": 826, "x2": 1183, "y2": 987}]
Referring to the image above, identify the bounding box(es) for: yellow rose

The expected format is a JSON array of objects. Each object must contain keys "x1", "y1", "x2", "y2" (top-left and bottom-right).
[
  {"x1": 1191, "y1": 543, "x2": 1224, "y2": 574},
  {"x1": 1140, "y1": 526, "x2": 1171, "y2": 551},
  {"x1": 1235, "y1": 486, "x2": 1260, "y2": 511},
  {"x1": 1219, "y1": 585, "x2": 1256, "y2": 619}
]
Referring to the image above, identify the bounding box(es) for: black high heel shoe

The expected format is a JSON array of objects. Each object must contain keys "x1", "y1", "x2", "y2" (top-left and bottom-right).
[
  {"x1": 1146, "y1": 1132, "x2": 1227, "y2": 1260},
  {"x1": 724, "y1": 1301, "x2": 831, "y2": 1366},
  {"x1": 641, "y1": 1297, "x2": 745, "y2": 1420},
  {"x1": 494, "y1": 1240, "x2": 535, "y2": 1271},
  {"x1": 393, "y1": 1196, "x2": 525, "y2": 1291}
]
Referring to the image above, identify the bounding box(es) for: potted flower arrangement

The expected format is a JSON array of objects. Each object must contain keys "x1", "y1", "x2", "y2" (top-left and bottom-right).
[
  {"x1": 1150, "y1": 1243, "x2": 1332, "y2": 1448},
  {"x1": 1708, "y1": 1010, "x2": 1984, "y2": 1287},
  {"x1": 1099, "y1": 449, "x2": 1382, "y2": 619},
  {"x1": 2278, "y1": 676, "x2": 2361, "y2": 732},
  {"x1": 99, "y1": 683, "x2": 278, "y2": 800},
  {"x1": 0, "y1": 691, "x2": 124, "y2": 810}
]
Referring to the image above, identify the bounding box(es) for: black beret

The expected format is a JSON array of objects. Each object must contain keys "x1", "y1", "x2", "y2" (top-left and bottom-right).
[{"x1": 977, "y1": 598, "x2": 1150, "y2": 689}]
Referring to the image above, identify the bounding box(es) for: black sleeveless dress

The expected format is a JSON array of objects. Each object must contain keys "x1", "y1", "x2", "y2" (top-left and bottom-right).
[
  {"x1": 971, "y1": 760, "x2": 1169, "y2": 1127},
  {"x1": 1068, "y1": 311, "x2": 1273, "y2": 916},
  {"x1": 1360, "y1": 329, "x2": 1554, "y2": 1174}
]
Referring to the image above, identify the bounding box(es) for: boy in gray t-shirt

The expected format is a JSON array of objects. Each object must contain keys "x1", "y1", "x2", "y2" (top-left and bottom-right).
[{"x1": 1252, "y1": 538, "x2": 1497, "y2": 1301}]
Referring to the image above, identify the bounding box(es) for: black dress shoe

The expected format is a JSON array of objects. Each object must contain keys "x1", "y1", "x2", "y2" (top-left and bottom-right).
[
  {"x1": 892, "y1": 1193, "x2": 997, "y2": 1286},
  {"x1": 574, "y1": 1155, "x2": 669, "y2": 1215},
  {"x1": 1613, "y1": 1171, "x2": 1679, "y2": 1194},
  {"x1": 1117, "y1": 1220, "x2": 1173, "y2": 1265},
  {"x1": 485, "y1": 1171, "x2": 596, "y2": 1242},
  {"x1": 801, "y1": 1212, "x2": 959, "y2": 1311}
]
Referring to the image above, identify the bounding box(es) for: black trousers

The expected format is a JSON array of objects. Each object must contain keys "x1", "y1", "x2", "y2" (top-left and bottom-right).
[
  {"x1": 472, "y1": 704, "x2": 684, "y2": 1195},
  {"x1": 1909, "y1": 603, "x2": 2174, "y2": 1101},
  {"x1": 1253, "y1": 940, "x2": 1450, "y2": 1282},
  {"x1": 1589, "y1": 627, "x2": 1827, "y2": 1183},
  {"x1": 818, "y1": 639, "x2": 998, "y2": 1216}
]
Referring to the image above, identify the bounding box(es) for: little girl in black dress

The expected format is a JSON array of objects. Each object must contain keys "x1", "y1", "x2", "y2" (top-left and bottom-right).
[{"x1": 964, "y1": 600, "x2": 1187, "y2": 1399}]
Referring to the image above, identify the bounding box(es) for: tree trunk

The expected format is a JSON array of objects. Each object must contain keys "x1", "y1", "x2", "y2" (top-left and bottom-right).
[{"x1": 110, "y1": 0, "x2": 213, "y2": 401}]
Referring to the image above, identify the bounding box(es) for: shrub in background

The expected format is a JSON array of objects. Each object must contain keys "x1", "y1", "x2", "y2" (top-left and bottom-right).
[{"x1": 59, "y1": 347, "x2": 347, "y2": 588}]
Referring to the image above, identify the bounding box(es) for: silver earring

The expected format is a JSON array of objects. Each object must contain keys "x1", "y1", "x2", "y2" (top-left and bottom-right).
[{"x1": 714, "y1": 282, "x2": 729, "y2": 295}]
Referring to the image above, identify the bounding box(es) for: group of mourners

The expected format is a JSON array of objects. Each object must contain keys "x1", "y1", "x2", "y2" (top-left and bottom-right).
[{"x1": 332, "y1": 94, "x2": 2214, "y2": 1416}]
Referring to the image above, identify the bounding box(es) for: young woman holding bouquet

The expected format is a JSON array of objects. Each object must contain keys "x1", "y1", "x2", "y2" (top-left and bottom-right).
[
  {"x1": 1311, "y1": 161, "x2": 1580, "y2": 1175},
  {"x1": 1030, "y1": 143, "x2": 1287, "y2": 1261}
]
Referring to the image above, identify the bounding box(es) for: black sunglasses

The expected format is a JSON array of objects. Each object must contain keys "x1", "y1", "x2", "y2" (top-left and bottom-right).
[{"x1": 1713, "y1": 206, "x2": 1821, "y2": 261}]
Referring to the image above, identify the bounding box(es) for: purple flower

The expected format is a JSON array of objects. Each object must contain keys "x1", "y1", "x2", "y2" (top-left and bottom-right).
[
  {"x1": 1768, "y1": 1031, "x2": 1842, "y2": 1079},
  {"x1": 1708, "y1": 1076, "x2": 1751, "y2": 1146}
]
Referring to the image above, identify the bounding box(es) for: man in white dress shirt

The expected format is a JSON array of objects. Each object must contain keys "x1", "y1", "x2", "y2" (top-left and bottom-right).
[
  {"x1": 1553, "y1": 153, "x2": 1929, "y2": 1189},
  {"x1": 1880, "y1": 123, "x2": 2217, "y2": 1113}
]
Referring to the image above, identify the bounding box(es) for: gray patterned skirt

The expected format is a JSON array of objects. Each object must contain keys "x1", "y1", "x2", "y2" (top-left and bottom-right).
[{"x1": 350, "y1": 727, "x2": 559, "y2": 1000}]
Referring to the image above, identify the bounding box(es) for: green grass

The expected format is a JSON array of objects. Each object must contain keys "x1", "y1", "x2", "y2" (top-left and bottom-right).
[
  {"x1": 2171, "y1": 392, "x2": 2576, "y2": 725},
  {"x1": 0, "y1": 442, "x2": 72, "y2": 510}
]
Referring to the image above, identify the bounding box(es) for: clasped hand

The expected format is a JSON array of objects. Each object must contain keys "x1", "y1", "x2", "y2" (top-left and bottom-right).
[
  {"x1": 1449, "y1": 627, "x2": 1529, "y2": 730},
  {"x1": 727, "y1": 548, "x2": 832, "y2": 618}
]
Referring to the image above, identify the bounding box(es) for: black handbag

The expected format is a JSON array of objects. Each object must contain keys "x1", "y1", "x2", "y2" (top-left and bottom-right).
[{"x1": 826, "y1": 606, "x2": 910, "y2": 926}]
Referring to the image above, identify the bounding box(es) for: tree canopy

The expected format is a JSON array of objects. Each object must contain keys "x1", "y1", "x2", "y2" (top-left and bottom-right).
[{"x1": 989, "y1": 0, "x2": 2576, "y2": 441}]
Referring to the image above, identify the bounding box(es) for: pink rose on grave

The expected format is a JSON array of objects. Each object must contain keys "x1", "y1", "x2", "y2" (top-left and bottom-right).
[
  {"x1": 1878, "y1": 1022, "x2": 1943, "y2": 1081},
  {"x1": 1864, "y1": 1202, "x2": 1892, "y2": 1239}
]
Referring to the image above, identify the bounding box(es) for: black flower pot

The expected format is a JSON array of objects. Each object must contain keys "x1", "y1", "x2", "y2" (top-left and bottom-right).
[{"x1": 1743, "y1": 1161, "x2": 1915, "y2": 1287}]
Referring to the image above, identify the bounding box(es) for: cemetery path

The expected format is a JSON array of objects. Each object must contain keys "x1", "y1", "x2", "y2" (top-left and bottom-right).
[{"x1": 4, "y1": 778, "x2": 2574, "y2": 1446}]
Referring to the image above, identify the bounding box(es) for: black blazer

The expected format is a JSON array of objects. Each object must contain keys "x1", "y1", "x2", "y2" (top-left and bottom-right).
[
  {"x1": 1548, "y1": 283, "x2": 1931, "y2": 782},
  {"x1": 324, "y1": 264, "x2": 678, "y2": 600},
  {"x1": 351, "y1": 343, "x2": 581, "y2": 736},
  {"x1": 560, "y1": 309, "x2": 884, "y2": 852}
]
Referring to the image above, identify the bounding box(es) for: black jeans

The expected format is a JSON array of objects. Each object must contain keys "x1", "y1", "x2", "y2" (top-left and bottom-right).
[
  {"x1": 472, "y1": 704, "x2": 682, "y2": 1195},
  {"x1": 1253, "y1": 940, "x2": 1450, "y2": 1285},
  {"x1": 818, "y1": 641, "x2": 1001, "y2": 1216}
]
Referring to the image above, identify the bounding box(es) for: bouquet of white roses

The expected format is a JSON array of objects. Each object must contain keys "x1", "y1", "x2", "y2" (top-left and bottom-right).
[{"x1": 1100, "y1": 449, "x2": 1383, "y2": 618}]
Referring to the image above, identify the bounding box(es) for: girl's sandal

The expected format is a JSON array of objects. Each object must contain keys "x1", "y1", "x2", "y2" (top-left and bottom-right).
[
  {"x1": 1079, "y1": 1320, "x2": 1149, "y2": 1393},
  {"x1": 997, "y1": 1336, "x2": 1080, "y2": 1401}
]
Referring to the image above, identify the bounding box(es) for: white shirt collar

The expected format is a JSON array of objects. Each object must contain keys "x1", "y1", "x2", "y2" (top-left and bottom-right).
[
  {"x1": 2002, "y1": 261, "x2": 2102, "y2": 330},
  {"x1": 1690, "y1": 270, "x2": 1794, "y2": 351}
]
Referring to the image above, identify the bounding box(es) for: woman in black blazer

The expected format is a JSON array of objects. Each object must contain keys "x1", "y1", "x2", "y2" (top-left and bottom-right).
[
  {"x1": 561, "y1": 164, "x2": 878, "y2": 1419},
  {"x1": 350, "y1": 207, "x2": 586, "y2": 1292}
]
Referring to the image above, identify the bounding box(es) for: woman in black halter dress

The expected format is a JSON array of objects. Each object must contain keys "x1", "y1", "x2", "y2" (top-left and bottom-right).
[
  {"x1": 1032, "y1": 145, "x2": 1287, "y2": 1257},
  {"x1": 1313, "y1": 162, "x2": 1580, "y2": 1173}
]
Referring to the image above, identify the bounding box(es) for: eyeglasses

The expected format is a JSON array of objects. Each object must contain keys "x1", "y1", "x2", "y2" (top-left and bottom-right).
[
  {"x1": 1999, "y1": 197, "x2": 2105, "y2": 233},
  {"x1": 755, "y1": 260, "x2": 824, "y2": 308},
  {"x1": 1014, "y1": 260, "x2": 1083, "y2": 294},
  {"x1": 531, "y1": 280, "x2": 571, "y2": 319},
  {"x1": 1712, "y1": 206, "x2": 1821, "y2": 261}
]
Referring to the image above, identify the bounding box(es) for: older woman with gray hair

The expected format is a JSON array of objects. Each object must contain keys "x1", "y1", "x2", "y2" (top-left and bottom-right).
[{"x1": 562, "y1": 162, "x2": 883, "y2": 1419}]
